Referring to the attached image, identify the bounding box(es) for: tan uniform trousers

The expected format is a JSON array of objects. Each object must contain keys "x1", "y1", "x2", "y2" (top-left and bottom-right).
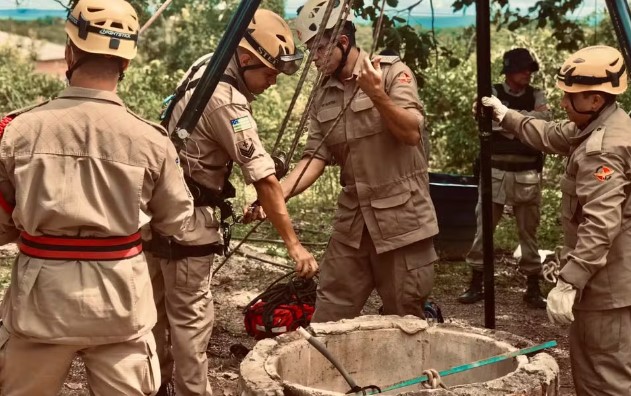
[
  {"x1": 0, "y1": 327, "x2": 159, "y2": 396},
  {"x1": 148, "y1": 252, "x2": 214, "y2": 396},
  {"x1": 570, "y1": 307, "x2": 631, "y2": 395},
  {"x1": 466, "y1": 170, "x2": 541, "y2": 276},
  {"x1": 312, "y1": 228, "x2": 436, "y2": 322}
]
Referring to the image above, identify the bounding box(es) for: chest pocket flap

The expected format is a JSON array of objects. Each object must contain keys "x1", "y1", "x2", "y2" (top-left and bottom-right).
[
  {"x1": 316, "y1": 106, "x2": 345, "y2": 146},
  {"x1": 317, "y1": 106, "x2": 342, "y2": 123},
  {"x1": 350, "y1": 96, "x2": 375, "y2": 112}
]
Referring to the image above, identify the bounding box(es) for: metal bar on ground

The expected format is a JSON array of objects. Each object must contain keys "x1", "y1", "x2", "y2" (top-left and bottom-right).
[
  {"x1": 366, "y1": 340, "x2": 558, "y2": 394},
  {"x1": 172, "y1": 0, "x2": 262, "y2": 140},
  {"x1": 475, "y1": 0, "x2": 495, "y2": 330},
  {"x1": 605, "y1": 0, "x2": 631, "y2": 67}
]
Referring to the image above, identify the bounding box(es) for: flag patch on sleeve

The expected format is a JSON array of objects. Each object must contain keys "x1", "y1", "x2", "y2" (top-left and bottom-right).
[{"x1": 231, "y1": 116, "x2": 252, "y2": 133}]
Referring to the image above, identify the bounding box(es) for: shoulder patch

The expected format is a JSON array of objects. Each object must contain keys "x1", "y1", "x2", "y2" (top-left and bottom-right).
[
  {"x1": 379, "y1": 55, "x2": 401, "y2": 65},
  {"x1": 585, "y1": 126, "x2": 606, "y2": 155},
  {"x1": 126, "y1": 108, "x2": 169, "y2": 137}
]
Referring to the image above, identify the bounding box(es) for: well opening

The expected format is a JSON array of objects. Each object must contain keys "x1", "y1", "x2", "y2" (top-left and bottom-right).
[{"x1": 239, "y1": 316, "x2": 559, "y2": 396}]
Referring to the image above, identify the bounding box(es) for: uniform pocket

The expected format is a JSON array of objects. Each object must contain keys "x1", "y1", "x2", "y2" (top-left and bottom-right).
[
  {"x1": 175, "y1": 255, "x2": 213, "y2": 291},
  {"x1": 0, "y1": 325, "x2": 10, "y2": 375},
  {"x1": 370, "y1": 186, "x2": 421, "y2": 239},
  {"x1": 513, "y1": 171, "x2": 541, "y2": 204},
  {"x1": 332, "y1": 191, "x2": 359, "y2": 234},
  {"x1": 140, "y1": 334, "x2": 160, "y2": 395},
  {"x1": 316, "y1": 106, "x2": 346, "y2": 146},
  {"x1": 579, "y1": 310, "x2": 621, "y2": 353},
  {"x1": 350, "y1": 96, "x2": 382, "y2": 139}
]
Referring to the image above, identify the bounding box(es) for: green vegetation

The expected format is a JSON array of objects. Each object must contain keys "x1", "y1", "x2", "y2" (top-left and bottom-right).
[{"x1": 1, "y1": 0, "x2": 627, "y2": 259}]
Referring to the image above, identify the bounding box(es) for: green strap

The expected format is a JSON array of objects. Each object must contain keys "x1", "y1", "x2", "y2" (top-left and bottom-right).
[{"x1": 365, "y1": 340, "x2": 557, "y2": 394}]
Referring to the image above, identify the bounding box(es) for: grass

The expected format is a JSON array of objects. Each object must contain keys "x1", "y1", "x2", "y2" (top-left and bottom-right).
[{"x1": 0, "y1": 257, "x2": 13, "y2": 300}]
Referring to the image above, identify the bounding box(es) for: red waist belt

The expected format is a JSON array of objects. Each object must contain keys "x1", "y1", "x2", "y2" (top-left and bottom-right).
[{"x1": 19, "y1": 232, "x2": 143, "y2": 261}]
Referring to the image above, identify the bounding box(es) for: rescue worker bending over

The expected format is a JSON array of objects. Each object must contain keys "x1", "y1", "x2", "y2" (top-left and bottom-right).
[
  {"x1": 145, "y1": 9, "x2": 318, "y2": 396},
  {"x1": 0, "y1": 0, "x2": 193, "y2": 395},
  {"x1": 459, "y1": 48, "x2": 551, "y2": 309},
  {"x1": 246, "y1": 0, "x2": 438, "y2": 322},
  {"x1": 482, "y1": 45, "x2": 631, "y2": 395}
]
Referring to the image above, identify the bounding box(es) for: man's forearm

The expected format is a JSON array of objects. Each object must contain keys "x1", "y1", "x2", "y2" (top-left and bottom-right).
[
  {"x1": 371, "y1": 91, "x2": 421, "y2": 146},
  {"x1": 254, "y1": 175, "x2": 300, "y2": 246},
  {"x1": 280, "y1": 157, "x2": 326, "y2": 200}
]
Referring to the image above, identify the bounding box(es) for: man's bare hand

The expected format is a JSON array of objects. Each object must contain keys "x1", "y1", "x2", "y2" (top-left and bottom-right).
[
  {"x1": 357, "y1": 56, "x2": 384, "y2": 99},
  {"x1": 287, "y1": 243, "x2": 318, "y2": 279},
  {"x1": 241, "y1": 203, "x2": 266, "y2": 224}
]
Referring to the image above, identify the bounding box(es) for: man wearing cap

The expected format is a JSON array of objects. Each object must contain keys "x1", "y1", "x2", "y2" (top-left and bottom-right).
[
  {"x1": 482, "y1": 45, "x2": 631, "y2": 394},
  {"x1": 459, "y1": 48, "x2": 551, "y2": 309},
  {"x1": 245, "y1": 0, "x2": 438, "y2": 322},
  {"x1": 0, "y1": 0, "x2": 194, "y2": 394},
  {"x1": 146, "y1": 9, "x2": 318, "y2": 396}
]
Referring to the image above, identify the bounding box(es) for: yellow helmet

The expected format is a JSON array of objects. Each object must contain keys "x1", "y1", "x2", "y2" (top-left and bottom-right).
[
  {"x1": 65, "y1": 0, "x2": 140, "y2": 60},
  {"x1": 294, "y1": 0, "x2": 354, "y2": 45},
  {"x1": 238, "y1": 9, "x2": 304, "y2": 75},
  {"x1": 556, "y1": 45, "x2": 627, "y2": 95}
]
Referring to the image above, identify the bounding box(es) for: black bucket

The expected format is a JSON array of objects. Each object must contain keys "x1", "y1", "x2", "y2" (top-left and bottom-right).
[{"x1": 429, "y1": 173, "x2": 478, "y2": 260}]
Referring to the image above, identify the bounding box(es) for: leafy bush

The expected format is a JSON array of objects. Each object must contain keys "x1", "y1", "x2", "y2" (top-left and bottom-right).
[{"x1": 0, "y1": 46, "x2": 64, "y2": 115}]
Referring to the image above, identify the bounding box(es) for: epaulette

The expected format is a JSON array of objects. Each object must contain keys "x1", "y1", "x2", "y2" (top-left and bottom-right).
[
  {"x1": 126, "y1": 108, "x2": 169, "y2": 137},
  {"x1": 0, "y1": 100, "x2": 51, "y2": 138},
  {"x1": 379, "y1": 55, "x2": 401, "y2": 65},
  {"x1": 585, "y1": 126, "x2": 606, "y2": 155}
]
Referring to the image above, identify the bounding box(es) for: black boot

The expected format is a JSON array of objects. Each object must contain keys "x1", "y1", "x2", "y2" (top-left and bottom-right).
[
  {"x1": 458, "y1": 270, "x2": 484, "y2": 304},
  {"x1": 524, "y1": 275, "x2": 547, "y2": 309}
]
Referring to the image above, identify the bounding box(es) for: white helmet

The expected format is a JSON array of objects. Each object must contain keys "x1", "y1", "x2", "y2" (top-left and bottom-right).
[{"x1": 294, "y1": 0, "x2": 354, "y2": 45}]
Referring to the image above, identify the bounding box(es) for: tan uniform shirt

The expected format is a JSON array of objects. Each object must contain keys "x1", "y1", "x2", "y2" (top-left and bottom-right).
[
  {"x1": 0, "y1": 87, "x2": 193, "y2": 344},
  {"x1": 503, "y1": 104, "x2": 631, "y2": 310},
  {"x1": 303, "y1": 50, "x2": 438, "y2": 254},
  {"x1": 168, "y1": 55, "x2": 276, "y2": 244}
]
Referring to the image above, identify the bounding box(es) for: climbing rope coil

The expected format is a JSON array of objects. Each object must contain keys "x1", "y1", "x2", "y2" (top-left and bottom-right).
[{"x1": 542, "y1": 247, "x2": 562, "y2": 284}]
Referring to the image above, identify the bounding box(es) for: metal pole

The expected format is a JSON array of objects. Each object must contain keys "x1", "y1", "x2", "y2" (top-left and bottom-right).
[
  {"x1": 605, "y1": 0, "x2": 631, "y2": 67},
  {"x1": 173, "y1": 0, "x2": 262, "y2": 140},
  {"x1": 475, "y1": 0, "x2": 494, "y2": 329}
]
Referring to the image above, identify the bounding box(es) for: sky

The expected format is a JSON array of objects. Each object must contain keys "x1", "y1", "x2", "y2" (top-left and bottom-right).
[
  {"x1": 0, "y1": 0, "x2": 607, "y2": 18},
  {"x1": 285, "y1": 0, "x2": 606, "y2": 17}
]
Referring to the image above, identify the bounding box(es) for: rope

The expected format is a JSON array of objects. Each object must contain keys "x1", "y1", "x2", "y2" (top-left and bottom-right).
[
  {"x1": 419, "y1": 369, "x2": 446, "y2": 390},
  {"x1": 215, "y1": 0, "x2": 389, "y2": 276},
  {"x1": 542, "y1": 250, "x2": 561, "y2": 284},
  {"x1": 270, "y1": 0, "x2": 342, "y2": 155},
  {"x1": 139, "y1": 0, "x2": 175, "y2": 36},
  {"x1": 214, "y1": 0, "x2": 356, "y2": 276}
]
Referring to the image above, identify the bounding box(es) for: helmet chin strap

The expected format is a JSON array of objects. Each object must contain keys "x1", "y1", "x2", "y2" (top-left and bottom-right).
[
  {"x1": 333, "y1": 41, "x2": 352, "y2": 78},
  {"x1": 568, "y1": 92, "x2": 607, "y2": 126},
  {"x1": 235, "y1": 53, "x2": 267, "y2": 83},
  {"x1": 65, "y1": 46, "x2": 126, "y2": 82}
]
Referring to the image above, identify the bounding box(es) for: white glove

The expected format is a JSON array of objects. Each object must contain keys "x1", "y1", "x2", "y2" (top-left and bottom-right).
[
  {"x1": 546, "y1": 279, "x2": 577, "y2": 325},
  {"x1": 481, "y1": 96, "x2": 509, "y2": 123}
]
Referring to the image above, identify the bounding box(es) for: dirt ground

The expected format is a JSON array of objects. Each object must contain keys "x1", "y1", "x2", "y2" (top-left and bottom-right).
[{"x1": 10, "y1": 243, "x2": 572, "y2": 395}]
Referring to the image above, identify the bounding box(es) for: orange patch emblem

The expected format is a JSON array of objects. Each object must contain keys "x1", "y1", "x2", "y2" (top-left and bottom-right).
[
  {"x1": 398, "y1": 72, "x2": 412, "y2": 84},
  {"x1": 594, "y1": 165, "x2": 614, "y2": 182}
]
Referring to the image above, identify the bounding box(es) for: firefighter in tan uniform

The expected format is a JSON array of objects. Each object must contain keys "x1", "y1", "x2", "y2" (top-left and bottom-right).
[
  {"x1": 459, "y1": 48, "x2": 551, "y2": 308},
  {"x1": 246, "y1": 0, "x2": 438, "y2": 322},
  {"x1": 145, "y1": 9, "x2": 318, "y2": 396},
  {"x1": 483, "y1": 45, "x2": 631, "y2": 395},
  {"x1": 0, "y1": 0, "x2": 194, "y2": 395}
]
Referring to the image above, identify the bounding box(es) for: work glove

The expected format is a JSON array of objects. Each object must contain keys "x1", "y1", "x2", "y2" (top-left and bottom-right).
[
  {"x1": 481, "y1": 96, "x2": 509, "y2": 123},
  {"x1": 546, "y1": 279, "x2": 577, "y2": 325}
]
